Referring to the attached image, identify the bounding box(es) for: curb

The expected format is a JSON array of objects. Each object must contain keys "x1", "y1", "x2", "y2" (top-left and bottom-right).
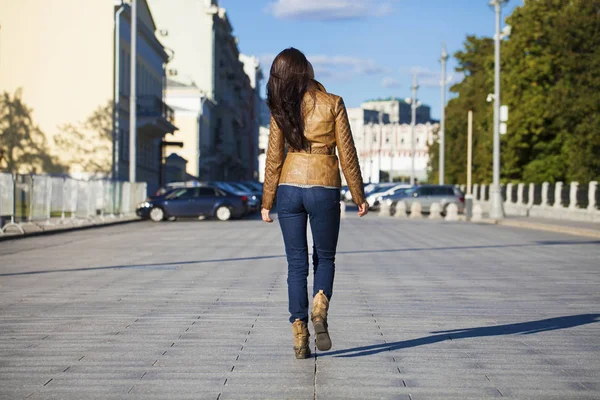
[
  {"x1": 477, "y1": 218, "x2": 600, "y2": 239},
  {"x1": 0, "y1": 218, "x2": 142, "y2": 242}
]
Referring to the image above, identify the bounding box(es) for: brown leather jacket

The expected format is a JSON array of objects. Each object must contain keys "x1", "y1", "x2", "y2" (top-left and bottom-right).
[{"x1": 262, "y1": 81, "x2": 366, "y2": 210}]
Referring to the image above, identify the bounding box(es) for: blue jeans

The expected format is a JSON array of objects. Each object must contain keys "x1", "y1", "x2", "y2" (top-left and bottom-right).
[{"x1": 276, "y1": 185, "x2": 341, "y2": 324}]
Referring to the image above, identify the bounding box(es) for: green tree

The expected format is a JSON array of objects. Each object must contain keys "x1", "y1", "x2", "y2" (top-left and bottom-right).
[
  {"x1": 0, "y1": 89, "x2": 64, "y2": 174},
  {"x1": 428, "y1": 36, "x2": 495, "y2": 184},
  {"x1": 503, "y1": 0, "x2": 600, "y2": 183},
  {"x1": 430, "y1": 0, "x2": 600, "y2": 184}
]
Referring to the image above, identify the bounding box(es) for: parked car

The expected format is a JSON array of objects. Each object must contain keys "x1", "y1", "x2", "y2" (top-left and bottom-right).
[
  {"x1": 243, "y1": 181, "x2": 263, "y2": 192},
  {"x1": 388, "y1": 185, "x2": 465, "y2": 215},
  {"x1": 340, "y1": 185, "x2": 349, "y2": 199},
  {"x1": 344, "y1": 182, "x2": 396, "y2": 202},
  {"x1": 137, "y1": 184, "x2": 248, "y2": 222},
  {"x1": 209, "y1": 182, "x2": 261, "y2": 213},
  {"x1": 151, "y1": 180, "x2": 204, "y2": 199},
  {"x1": 366, "y1": 184, "x2": 413, "y2": 210}
]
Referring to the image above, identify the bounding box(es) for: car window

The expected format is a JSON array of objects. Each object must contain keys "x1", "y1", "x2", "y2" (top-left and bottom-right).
[
  {"x1": 168, "y1": 188, "x2": 195, "y2": 199},
  {"x1": 418, "y1": 187, "x2": 434, "y2": 196},
  {"x1": 431, "y1": 187, "x2": 446, "y2": 196},
  {"x1": 197, "y1": 187, "x2": 216, "y2": 196}
]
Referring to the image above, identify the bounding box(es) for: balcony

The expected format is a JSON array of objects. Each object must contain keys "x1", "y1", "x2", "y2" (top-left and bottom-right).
[{"x1": 137, "y1": 95, "x2": 175, "y2": 123}]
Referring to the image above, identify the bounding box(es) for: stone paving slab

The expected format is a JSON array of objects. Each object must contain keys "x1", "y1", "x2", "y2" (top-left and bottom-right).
[{"x1": 0, "y1": 216, "x2": 599, "y2": 399}]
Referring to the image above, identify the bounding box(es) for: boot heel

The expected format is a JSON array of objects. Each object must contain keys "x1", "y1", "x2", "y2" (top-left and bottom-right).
[{"x1": 313, "y1": 320, "x2": 331, "y2": 351}]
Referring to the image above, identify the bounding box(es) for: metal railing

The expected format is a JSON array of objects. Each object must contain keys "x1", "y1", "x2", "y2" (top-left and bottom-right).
[
  {"x1": 137, "y1": 95, "x2": 175, "y2": 123},
  {"x1": 0, "y1": 173, "x2": 147, "y2": 235}
]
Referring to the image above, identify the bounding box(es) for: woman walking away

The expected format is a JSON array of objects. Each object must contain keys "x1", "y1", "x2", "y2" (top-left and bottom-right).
[{"x1": 261, "y1": 48, "x2": 369, "y2": 359}]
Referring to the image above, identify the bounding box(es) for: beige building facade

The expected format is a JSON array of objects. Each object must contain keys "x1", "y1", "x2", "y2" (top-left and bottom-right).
[
  {"x1": 0, "y1": 0, "x2": 176, "y2": 194},
  {"x1": 348, "y1": 108, "x2": 438, "y2": 183},
  {"x1": 148, "y1": 0, "x2": 262, "y2": 181}
]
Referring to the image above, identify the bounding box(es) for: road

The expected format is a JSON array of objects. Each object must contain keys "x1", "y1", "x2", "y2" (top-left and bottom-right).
[{"x1": 1, "y1": 215, "x2": 599, "y2": 399}]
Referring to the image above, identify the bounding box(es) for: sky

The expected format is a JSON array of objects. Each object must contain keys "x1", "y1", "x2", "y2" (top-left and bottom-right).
[{"x1": 219, "y1": 0, "x2": 523, "y2": 120}]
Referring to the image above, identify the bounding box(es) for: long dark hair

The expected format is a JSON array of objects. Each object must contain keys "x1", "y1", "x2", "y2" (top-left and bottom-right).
[{"x1": 267, "y1": 48, "x2": 314, "y2": 151}]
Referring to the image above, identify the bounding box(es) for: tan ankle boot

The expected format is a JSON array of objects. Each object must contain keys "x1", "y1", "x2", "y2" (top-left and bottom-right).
[
  {"x1": 311, "y1": 290, "x2": 332, "y2": 351},
  {"x1": 292, "y1": 319, "x2": 311, "y2": 359}
]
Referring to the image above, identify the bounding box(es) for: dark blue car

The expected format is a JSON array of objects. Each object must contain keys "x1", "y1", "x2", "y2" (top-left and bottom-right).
[{"x1": 137, "y1": 185, "x2": 248, "y2": 222}]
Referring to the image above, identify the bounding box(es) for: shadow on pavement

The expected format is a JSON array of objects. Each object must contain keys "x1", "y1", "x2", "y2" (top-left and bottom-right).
[
  {"x1": 1, "y1": 240, "x2": 598, "y2": 277},
  {"x1": 322, "y1": 314, "x2": 600, "y2": 358}
]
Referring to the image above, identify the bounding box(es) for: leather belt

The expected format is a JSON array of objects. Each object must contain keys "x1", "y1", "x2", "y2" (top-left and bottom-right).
[{"x1": 289, "y1": 143, "x2": 335, "y2": 156}]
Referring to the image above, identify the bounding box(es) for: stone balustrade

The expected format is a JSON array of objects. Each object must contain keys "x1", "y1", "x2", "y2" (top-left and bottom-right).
[{"x1": 468, "y1": 181, "x2": 599, "y2": 223}]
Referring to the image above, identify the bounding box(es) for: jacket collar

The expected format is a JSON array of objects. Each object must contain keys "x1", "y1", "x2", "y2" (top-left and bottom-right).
[{"x1": 310, "y1": 79, "x2": 327, "y2": 93}]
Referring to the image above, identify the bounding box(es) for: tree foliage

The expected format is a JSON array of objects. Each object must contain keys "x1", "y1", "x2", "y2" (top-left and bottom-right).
[
  {"x1": 0, "y1": 89, "x2": 64, "y2": 174},
  {"x1": 429, "y1": 0, "x2": 600, "y2": 184}
]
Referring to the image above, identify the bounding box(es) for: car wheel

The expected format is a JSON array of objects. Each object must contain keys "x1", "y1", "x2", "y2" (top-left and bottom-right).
[
  {"x1": 215, "y1": 206, "x2": 232, "y2": 221},
  {"x1": 149, "y1": 207, "x2": 165, "y2": 222}
]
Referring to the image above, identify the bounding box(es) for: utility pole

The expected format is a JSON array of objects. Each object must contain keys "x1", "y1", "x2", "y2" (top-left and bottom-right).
[
  {"x1": 113, "y1": 4, "x2": 125, "y2": 181},
  {"x1": 389, "y1": 122, "x2": 396, "y2": 183},
  {"x1": 439, "y1": 43, "x2": 449, "y2": 185},
  {"x1": 466, "y1": 110, "x2": 474, "y2": 220},
  {"x1": 129, "y1": 0, "x2": 137, "y2": 183},
  {"x1": 378, "y1": 111, "x2": 383, "y2": 183},
  {"x1": 489, "y1": 0, "x2": 508, "y2": 220},
  {"x1": 408, "y1": 74, "x2": 419, "y2": 185},
  {"x1": 368, "y1": 121, "x2": 374, "y2": 183}
]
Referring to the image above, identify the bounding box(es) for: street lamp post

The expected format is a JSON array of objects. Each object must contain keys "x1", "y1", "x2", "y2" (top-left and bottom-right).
[
  {"x1": 129, "y1": 0, "x2": 137, "y2": 183},
  {"x1": 489, "y1": 0, "x2": 508, "y2": 220},
  {"x1": 378, "y1": 111, "x2": 383, "y2": 183},
  {"x1": 439, "y1": 43, "x2": 449, "y2": 185},
  {"x1": 406, "y1": 74, "x2": 420, "y2": 185},
  {"x1": 390, "y1": 122, "x2": 396, "y2": 183},
  {"x1": 368, "y1": 121, "x2": 374, "y2": 183}
]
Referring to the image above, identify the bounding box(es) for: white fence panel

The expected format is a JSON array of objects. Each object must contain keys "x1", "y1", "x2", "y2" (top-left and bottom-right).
[
  {"x1": 30, "y1": 175, "x2": 52, "y2": 223},
  {"x1": 0, "y1": 173, "x2": 14, "y2": 218}
]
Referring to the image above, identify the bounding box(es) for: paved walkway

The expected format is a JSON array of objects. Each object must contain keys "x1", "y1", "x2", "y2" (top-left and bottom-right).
[{"x1": 0, "y1": 215, "x2": 599, "y2": 399}]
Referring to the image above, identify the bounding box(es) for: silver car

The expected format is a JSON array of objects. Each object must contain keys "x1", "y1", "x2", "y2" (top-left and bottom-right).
[{"x1": 389, "y1": 185, "x2": 465, "y2": 215}]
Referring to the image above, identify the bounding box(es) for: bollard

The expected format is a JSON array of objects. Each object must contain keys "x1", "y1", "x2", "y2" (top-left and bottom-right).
[
  {"x1": 429, "y1": 202, "x2": 442, "y2": 220},
  {"x1": 569, "y1": 182, "x2": 578, "y2": 210},
  {"x1": 340, "y1": 201, "x2": 346, "y2": 219},
  {"x1": 527, "y1": 183, "x2": 535, "y2": 208},
  {"x1": 379, "y1": 201, "x2": 390, "y2": 217},
  {"x1": 554, "y1": 181, "x2": 563, "y2": 209},
  {"x1": 445, "y1": 203, "x2": 459, "y2": 221},
  {"x1": 517, "y1": 183, "x2": 525, "y2": 205},
  {"x1": 409, "y1": 201, "x2": 422, "y2": 219},
  {"x1": 394, "y1": 201, "x2": 408, "y2": 218},
  {"x1": 505, "y1": 183, "x2": 513, "y2": 205},
  {"x1": 541, "y1": 182, "x2": 549, "y2": 207},
  {"x1": 588, "y1": 182, "x2": 598, "y2": 211},
  {"x1": 472, "y1": 204, "x2": 483, "y2": 222}
]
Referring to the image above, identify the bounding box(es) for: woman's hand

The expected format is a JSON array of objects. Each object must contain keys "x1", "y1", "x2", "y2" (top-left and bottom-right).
[
  {"x1": 358, "y1": 202, "x2": 369, "y2": 217},
  {"x1": 261, "y1": 208, "x2": 274, "y2": 223}
]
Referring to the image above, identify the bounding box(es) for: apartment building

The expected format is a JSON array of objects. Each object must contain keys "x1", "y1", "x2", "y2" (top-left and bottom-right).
[
  {"x1": 0, "y1": 0, "x2": 177, "y2": 193},
  {"x1": 148, "y1": 0, "x2": 262, "y2": 181}
]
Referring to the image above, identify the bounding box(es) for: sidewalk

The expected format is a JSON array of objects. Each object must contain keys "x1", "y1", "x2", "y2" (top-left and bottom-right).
[
  {"x1": 1, "y1": 216, "x2": 599, "y2": 399},
  {"x1": 480, "y1": 215, "x2": 600, "y2": 239},
  {"x1": 0, "y1": 216, "x2": 141, "y2": 240}
]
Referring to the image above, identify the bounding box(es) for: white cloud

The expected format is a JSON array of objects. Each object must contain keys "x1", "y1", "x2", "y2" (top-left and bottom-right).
[
  {"x1": 309, "y1": 55, "x2": 389, "y2": 76},
  {"x1": 402, "y1": 66, "x2": 464, "y2": 88},
  {"x1": 267, "y1": 0, "x2": 394, "y2": 20},
  {"x1": 259, "y1": 53, "x2": 389, "y2": 81},
  {"x1": 381, "y1": 77, "x2": 401, "y2": 88}
]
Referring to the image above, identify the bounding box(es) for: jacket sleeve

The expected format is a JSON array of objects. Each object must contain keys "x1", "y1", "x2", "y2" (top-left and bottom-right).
[
  {"x1": 334, "y1": 97, "x2": 366, "y2": 205},
  {"x1": 261, "y1": 116, "x2": 285, "y2": 210}
]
